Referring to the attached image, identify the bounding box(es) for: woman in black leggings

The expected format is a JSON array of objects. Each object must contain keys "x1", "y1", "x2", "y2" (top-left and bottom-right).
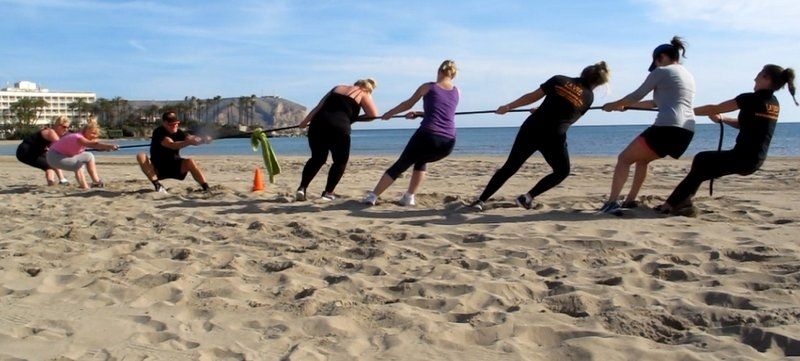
[
  {"x1": 296, "y1": 79, "x2": 379, "y2": 201},
  {"x1": 471, "y1": 62, "x2": 610, "y2": 211},
  {"x1": 658, "y1": 64, "x2": 797, "y2": 216}
]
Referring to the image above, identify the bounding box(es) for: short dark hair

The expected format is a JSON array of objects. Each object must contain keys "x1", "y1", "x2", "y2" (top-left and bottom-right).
[{"x1": 162, "y1": 111, "x2": 179, "y2": 122}]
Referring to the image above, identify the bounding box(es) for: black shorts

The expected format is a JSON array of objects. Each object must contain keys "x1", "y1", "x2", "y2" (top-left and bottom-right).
[
  {"x1": 154, "y1": 158, "x2": 188, "y2": 180},
  {"x1": 640, "y1": 126, "x2": 694, "y2": 159},
  {"x1": 16, "y1": 144, "x2": 51, "y2": 171}
]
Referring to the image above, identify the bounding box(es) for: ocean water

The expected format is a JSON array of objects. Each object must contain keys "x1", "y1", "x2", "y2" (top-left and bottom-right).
[{"x1": 2, "y1": 123, "x2": 799, "y2": 157}]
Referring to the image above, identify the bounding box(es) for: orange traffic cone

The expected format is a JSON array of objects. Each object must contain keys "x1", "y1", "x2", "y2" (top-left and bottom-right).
[{"x1": 252, "y1": 167, "x2": 265, "y2": 191}]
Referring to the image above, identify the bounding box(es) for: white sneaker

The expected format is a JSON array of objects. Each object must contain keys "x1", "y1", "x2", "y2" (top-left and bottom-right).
[
  {"x1": 321, "y1": 192, "x2": 337, "y2": 201},
  {"x1": 362, "y1": 192, "x2": 378, "y2": 205},
  {"x1": 400, "y1": 192, "x2": 416, "y2": 206},
  {"x1": 156, "y1": 185, "x2": 168, "y2": 194},
  {"x1": 295, "y1": 189, "x2": 306, "y2": 201}
]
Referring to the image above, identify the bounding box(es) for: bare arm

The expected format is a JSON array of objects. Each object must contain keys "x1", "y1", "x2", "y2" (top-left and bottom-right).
[
  {"x1": 160, "y1": 135, "x2": 200, "y2": 150},
  {"x1": 496, "y1": 88, "x2": 545, "y2": 114},
  {"x1": 603, "y1": 71, "x2": 662, "y2": 111},
  {"x1": 357, "y1": 93, "x2": 380, "y2": 120},
  {"x1": 77, "y1": 136, "x2": 118, "y2": 151},
  {"x1": 694, "y1": 99, "x2": 740, "y2": 128},
  {"x1": 299, "y1": 90, "x2": 333, "y2": 128},
  {"x1": 40, "y1": 128, "x2": 59, "y2": 143},
  {"x1": 382, "y1": 83, "x2": 430, "y2": 120}
]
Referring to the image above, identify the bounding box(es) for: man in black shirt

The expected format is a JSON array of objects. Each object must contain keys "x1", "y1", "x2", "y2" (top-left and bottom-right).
[{"x1": 136, "y1": 111, "x2": 212, "y2": 193}]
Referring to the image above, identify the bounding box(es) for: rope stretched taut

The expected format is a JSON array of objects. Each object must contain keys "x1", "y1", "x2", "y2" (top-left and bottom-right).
[{"x1": 93, "y1": 106, "x2": 659, "y2": 151}]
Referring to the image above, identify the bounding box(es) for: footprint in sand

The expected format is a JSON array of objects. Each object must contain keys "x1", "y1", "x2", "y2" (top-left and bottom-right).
[{"x1": 129, "y1": 331, "x2": 200, "y2": 351}]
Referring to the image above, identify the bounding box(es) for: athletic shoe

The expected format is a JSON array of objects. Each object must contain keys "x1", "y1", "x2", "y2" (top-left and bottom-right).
[
  {"x1": 468, "y1": 200, "x2": 485, "y2": 211},
  {"x1": 621, "y1": 200, "x2": 639, "y2": 209},
  {"x1": 156, "y1": 185, "x2": 168, "y2": 194},
  {"x1": 362, "y1": 192, "x2": 378, "y2": 206},
  {"x1": 295, "y1": 189, "x2": 306, "y2": 201},
  {"x1": 91, "y1": 180, "x2": 105, "y2": 188},
  {"x1": 600, "y1": 201, "x2": 622, "y2": 214},
  {"x1": 58, "y1": 179, "x2": 70, "y2": 186},
  {"x1": 400, "y1": 192, "x2": 416, "y2": 206},
  {"x1": 321, "y1": 192, "x2": 337, "y2": 201},
  {"x1": 515, "y1": 193, "x2": 533, "y2": 210}
]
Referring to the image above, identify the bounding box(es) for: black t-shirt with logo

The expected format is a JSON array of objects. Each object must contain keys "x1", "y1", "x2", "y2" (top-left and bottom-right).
[
  {"x1": 734, "y1": 89, "x2": 779, "y2": 161},
  {"x1": 528, "y1": 75, "x2": 594, "y2": 134},
  {"x1": 150, "y1": 126, "x2": 187, "y2": 165}
]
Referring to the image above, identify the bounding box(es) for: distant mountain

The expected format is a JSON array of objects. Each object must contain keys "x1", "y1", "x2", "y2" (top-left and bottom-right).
[{"x1": 128, "y1": 96, "x2": 307, "y2": 133}]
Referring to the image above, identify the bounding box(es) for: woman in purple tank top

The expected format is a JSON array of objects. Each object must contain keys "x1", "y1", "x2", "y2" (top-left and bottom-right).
[{"x1": 363, "y1": 60, "x2": 459, "y2": 206}]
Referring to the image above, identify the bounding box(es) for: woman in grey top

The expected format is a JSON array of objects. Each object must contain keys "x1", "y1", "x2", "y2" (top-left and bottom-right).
[{"x1": 600, "y1": 36, "x2": 695, "y2": 214}]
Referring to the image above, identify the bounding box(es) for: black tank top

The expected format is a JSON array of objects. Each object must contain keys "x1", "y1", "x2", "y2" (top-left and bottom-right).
[
  {"x1": 21, "y1": 130, "x2": 53, "y2": 155},
  {"x1": 310, "y1": 92, "x2": 361, "y2": 134}
]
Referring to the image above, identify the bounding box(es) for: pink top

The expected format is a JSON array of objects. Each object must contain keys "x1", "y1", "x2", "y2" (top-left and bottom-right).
[{"x1": 49, "y1": 132, "x2": 86, "y2": 157}]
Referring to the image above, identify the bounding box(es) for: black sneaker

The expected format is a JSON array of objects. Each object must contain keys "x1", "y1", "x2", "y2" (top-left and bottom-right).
[
  {"x1": 468, "y1": 200, "x2": 485, "y2": 211},
  {"x1": 515, "y1": 194, "x2": 533, "y2": 210},
  {"x1": 621, "y1": 200, "x2": 639, "y2": 209},
  {"x1": 600, "y1": 201, "x2": 622, "y2": 215}
]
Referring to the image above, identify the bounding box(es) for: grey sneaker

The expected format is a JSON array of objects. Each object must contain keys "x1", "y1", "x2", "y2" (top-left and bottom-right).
[
  {"x1": 362, "y1": 192, "x2": 378, "y2": 206},
  {"x1": 295, "y1": 189, "x2": 306, "y2": 201},
  {"x1": 399, "y1": 192, "x2": 415, "y2": 206},
  {"x1": 156, "y1": 185, "x2": 168, "y2": 194}
]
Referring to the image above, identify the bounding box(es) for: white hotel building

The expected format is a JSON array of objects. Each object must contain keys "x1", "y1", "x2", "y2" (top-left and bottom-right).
[{"x1": 0, "y1": 81, "x2": 96, "y2": 125}]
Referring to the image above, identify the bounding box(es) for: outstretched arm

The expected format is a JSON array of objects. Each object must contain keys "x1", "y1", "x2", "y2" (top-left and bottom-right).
[
  {"x1": 496, "y1": 88, "x2": 545, "y2": 114},
  {"x1": 603, "y1": 71, "x2": 662, "y2": 111},
  {"x1": 694, "y1": 99, "x2": 739, "y2": 128},
  {"x1": 382, "y1": 83, "x2": 430, "y2": 120},
  {"x1": 299, "y1": 90, "x2": 332, "y2": 128},
  {"x1": 358, "y1": 93, "x2": 380, "y2": 121},
  {"x1": 78, "y1": 136, "x2": 118, "y2": 151}
]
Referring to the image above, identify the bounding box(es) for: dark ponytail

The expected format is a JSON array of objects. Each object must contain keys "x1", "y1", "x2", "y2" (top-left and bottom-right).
[
  {"x1": 666, "y1": 36, "x2": 687, "y2": 61},
  {"x1": 763, "y1": 64, "x2": 799, "y2": 106},
  {"x1": 783, "y1": 68, "x2": 798, "y2": 106}
]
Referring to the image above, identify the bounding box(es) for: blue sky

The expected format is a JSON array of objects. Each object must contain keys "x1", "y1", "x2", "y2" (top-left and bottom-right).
[{"x1": 1, "y1": 0, "x2": 798, "y2": 129}]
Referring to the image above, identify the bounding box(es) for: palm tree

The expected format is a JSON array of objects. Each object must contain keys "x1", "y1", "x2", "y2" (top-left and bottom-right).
[
  {"x1": 212, "y1": 95, "x2": 222, "y2": 123},
  {"x1": 9, "y1": 97, "x2": 49, "y2": 126},
  {"x1": 249, "y1": 94, "x2": 258, "y2": 126},
  {"x1": 237, "y1": 96, "x2": 248, "y2": 126},
  {"x1": 227, "y1": 101, "x2": 235, "y2": 125},
  {"x1": 68, "y1": 98, "x2": 93, "y2": 122}
]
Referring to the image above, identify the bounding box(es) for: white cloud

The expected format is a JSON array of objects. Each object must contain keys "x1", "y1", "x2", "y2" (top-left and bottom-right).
[
  {"x1": 127, "y1": 40, "x2": 147, "y2": 52},
  {"x1": 641, "y1": 0, "x2": 800, "y2": 36}
]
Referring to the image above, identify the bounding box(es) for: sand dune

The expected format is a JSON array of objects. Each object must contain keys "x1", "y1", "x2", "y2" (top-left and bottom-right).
[{"x1": 0, "y1": 155, "x2": 798, "y2": 360}]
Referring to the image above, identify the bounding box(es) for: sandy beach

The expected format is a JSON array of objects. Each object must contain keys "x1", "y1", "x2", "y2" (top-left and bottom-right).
[{"x1": 0, "y1": 154, "x2": 798, "y2": 360}]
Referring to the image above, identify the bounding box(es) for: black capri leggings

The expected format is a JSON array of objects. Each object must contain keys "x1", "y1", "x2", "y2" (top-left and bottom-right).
[
  {"x1": 478, "y1": 122, "x2": 570, "y2": 202},
  {"x1": 665, "y1": 149, "x2": 761, "y2": 206},
  {"x1": 16, "y1": 143, "x2": 51, "y2": 171},
  {"x1": 300, "y1": 128, "x2": 351, "y2": 193},
  {"x1": 386, "y1": 130, "x2": 455, "y2": 180}
]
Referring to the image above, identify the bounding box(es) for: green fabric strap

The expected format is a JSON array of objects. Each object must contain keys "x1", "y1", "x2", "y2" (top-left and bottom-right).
[{"x1": 250, "y1": 129, "x2": 281, "y2": 183}]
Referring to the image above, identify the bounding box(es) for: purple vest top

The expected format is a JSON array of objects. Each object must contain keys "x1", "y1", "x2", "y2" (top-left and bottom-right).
[{"x1": 419, "y1": 82, "x2": 459, "y2": 139}]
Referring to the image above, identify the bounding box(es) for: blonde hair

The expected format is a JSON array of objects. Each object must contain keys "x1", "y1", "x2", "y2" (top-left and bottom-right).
[
  {"x1": 354, "y1": 78, "x2": 377, "y2": 93},
  {"x1": 439, "y1": 60, "x2": 457, "y2": 78},
  {"x1": 52, "y1": 115, "x2": 70, "y2": 128},
  {"x1": 580, "y1": 61, "x2": 611, "y2": 87},
  {"x1": 82, "y1": 116, "x2": 101, "y2": 135}
]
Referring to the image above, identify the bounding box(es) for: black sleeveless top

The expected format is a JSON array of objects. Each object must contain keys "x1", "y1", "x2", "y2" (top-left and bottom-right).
[
  {"x1": 309, "y1": 91, "x2": 361, "y2": 134},
  {"x1": 20, "y1": 130, "x2": 53, "y2": 156}
]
